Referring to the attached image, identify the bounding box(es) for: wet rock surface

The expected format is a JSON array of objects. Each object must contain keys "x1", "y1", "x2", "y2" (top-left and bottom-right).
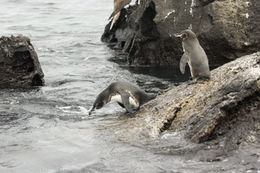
[
  {"x1": 0, "y1": 35, "x2": 44, "y2": 88},
  {"x1": 102, "y1": 0, "x2": 260, "y2": 66},
  {"x1": 107, "y1": 52, "x2": 260, "y2": 156}
]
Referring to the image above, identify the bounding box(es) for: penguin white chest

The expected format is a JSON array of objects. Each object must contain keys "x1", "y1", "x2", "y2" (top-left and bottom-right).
[
  {"x1": 111, "y1": 94, "x2": 123, "y2": 103},
  {"x1": 111, "y1": 94, "x2": 139, "y2": 108}
]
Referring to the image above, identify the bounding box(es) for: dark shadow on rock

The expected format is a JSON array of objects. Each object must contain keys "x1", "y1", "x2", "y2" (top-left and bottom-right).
[{"x1": 102, "y1": 0, "x2": 168, "y2": 66}]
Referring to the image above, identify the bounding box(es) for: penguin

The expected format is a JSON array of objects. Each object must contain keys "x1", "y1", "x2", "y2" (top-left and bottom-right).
[
  {"x1": 109, "y1": 0, "x2": 142, "y2": 30},
  {"x1": 89, "y1": 81, "x2": 156, "y2": 115},
  {"x1": 175, "y1": 29, "x2": 210, "y2": 80}
]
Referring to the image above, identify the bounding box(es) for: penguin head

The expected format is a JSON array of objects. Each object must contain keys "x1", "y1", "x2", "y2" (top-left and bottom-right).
[
  {"x1": 94, "y1": 99, "x2": 105, "y2": 109},
  {"x1": 89, "y1": 90, "x2": 110, "y2": 115},
  {"x1": 89, "y1": 98, "x2": 105, "y2": 115},
  {"x1": 175, "y1": 29, "x2": 197, "y2": 41}
]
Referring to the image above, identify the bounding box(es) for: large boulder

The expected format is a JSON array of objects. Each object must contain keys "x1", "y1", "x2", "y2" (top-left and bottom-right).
[
  {"x1": 107, "y1": 52, "x2": 260, "y2": 147},
  {"x1": 0, "y1": 35, "x2": 45, "y2": 88},
  {"x1": 102, "y1": 0, "x2": 260, "y2": 66}
]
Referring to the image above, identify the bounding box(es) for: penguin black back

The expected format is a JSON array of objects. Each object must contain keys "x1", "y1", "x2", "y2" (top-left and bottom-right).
[{"x1": 89, "y1": 81, "x2": 156, "y2": 115}]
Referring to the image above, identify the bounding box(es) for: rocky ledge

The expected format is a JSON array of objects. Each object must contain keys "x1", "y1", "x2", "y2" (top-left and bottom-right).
[
  {"x1": 0, "y1": 35, "x2": 45, "y2": 88},
  {"x1": 102, "y1": 0, "x2": 260, "y2": 66},
  {"x1": 108, "y1": 52, "x2": 260, "y2": 149}
]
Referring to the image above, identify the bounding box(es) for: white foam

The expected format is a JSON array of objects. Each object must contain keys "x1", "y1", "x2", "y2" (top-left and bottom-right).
[
  {"x1": 57, "y1": 105, "x2": 91, "y2": 115},
  {"x1": 78, "y1": 106, "x2": 91, "y2": 114}
]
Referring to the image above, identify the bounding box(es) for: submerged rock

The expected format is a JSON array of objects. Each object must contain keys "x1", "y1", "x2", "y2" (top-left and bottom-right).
[
  {"x1": 0, "y1": 35, "x2": 44, "y2": 88},
  {"x1": 109, "y1": 52, "x2": 260, "y2": 147},
  {"x1": 102, "y1": 0, "x2": 260, "y2": 66}
]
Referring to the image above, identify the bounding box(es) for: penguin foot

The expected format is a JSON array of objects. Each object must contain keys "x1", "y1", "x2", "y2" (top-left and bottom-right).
[
  {"x1": 125, "y1": 107, "x2": 139, "y2": 115},
  {"x1": 187, "y1": 79, "x2": 198, "y2": 85},
  {"x1": 196, "y1": 76, "x2": 210, "y2": 82},
  {"x1": 124, "y1": 111, "x2": 137, "y2": 117},
  {"x1": 187, "y1": 77, "x2": 210, "y2": 85}
]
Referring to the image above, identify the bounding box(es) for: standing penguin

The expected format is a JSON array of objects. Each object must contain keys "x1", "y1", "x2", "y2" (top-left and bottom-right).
[
  {"x1": 109, "y1": 0, "x2": 142, "y2": 30},
  {"x1": 89, "y1": 81, "x2": 156, "y2": 115},
  {"x1": 175, "y1": 29, "x2": 210, "y2": 80}
]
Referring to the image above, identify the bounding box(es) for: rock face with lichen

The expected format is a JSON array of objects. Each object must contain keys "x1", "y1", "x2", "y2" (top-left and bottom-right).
[
  {"x1": 102, "y1": 0, "x2": 260, "y2": 66},
  {"x1": 108, "y1": 52, "x2": 260, "y2": 148},
  {"x1": 0, "y1": 35, "x2": 45, "y2": 88}
]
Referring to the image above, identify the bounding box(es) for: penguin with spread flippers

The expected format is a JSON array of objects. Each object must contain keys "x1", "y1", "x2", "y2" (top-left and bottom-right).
[
  {"x1": 89, "y1": 81, "x2": 156, "y2": 115},
  {"x1": 175, "y1": 29, "x2": 210, "y2": 80},
  {"x1": 109, "y1": 0, "x2": 142, "y2": 30}
]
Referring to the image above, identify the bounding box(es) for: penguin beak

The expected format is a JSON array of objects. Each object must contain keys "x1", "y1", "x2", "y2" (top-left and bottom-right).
[{"x1": 88, "y1": 106, "x2": 96, "y2": 115}]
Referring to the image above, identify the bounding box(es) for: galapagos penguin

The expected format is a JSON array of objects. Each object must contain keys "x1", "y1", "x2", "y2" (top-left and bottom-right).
[
  {"x1": 89, "y1": 81, "x2": 156, "y2": 115},
  {"x1": 175, "y1": 29, "x2": 210, "y2": 80}
]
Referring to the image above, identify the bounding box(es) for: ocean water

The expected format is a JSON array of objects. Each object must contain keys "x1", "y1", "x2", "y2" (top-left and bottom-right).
[{"x1": 0, "y1": 0, "x2": 258, "y2": 172}]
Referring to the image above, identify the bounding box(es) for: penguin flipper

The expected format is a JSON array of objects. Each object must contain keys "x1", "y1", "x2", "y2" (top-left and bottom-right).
[
  {"x1": 180, "y1": 53, "x2": 189, "y2": 74},
  {"x1": 120, "y1": 92, "x2": 135, "y2": 113}
]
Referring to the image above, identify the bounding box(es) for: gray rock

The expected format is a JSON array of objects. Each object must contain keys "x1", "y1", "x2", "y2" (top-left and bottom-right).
[
  {"x1": 107, "y1": 52, "x2": 260, "y2": 147},
  {"x1": 0, "y1": 35, "x2": 45, "y2": 88},
  {"x1": 102, "y1": 0, "x2": 260, "y2": 66}
]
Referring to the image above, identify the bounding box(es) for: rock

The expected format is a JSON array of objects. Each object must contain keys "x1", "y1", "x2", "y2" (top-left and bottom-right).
[
  {"x1": 102, "y1": 0, "x2": 260, "y2": 66},
  {"x1": 107, "y1": 52, "x2": 260, "y2": 146},
  {"x1": 0, "y1": 35, "x2": 45, "y2": 88}
]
